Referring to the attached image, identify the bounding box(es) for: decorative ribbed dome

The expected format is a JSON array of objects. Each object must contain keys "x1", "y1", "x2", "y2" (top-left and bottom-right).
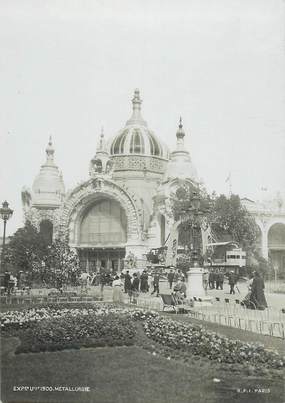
[
  {"x1": 163, "y1": 118, "x2": 198, "y2": 182},
  {"x1": 110, "y1": 89, "x2": 169, "y2": 160},
  {"x1": 32, "y1": 137, "x2": 65, "y2": 207}
]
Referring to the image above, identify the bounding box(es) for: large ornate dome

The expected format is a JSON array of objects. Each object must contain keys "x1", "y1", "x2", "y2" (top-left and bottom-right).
[{"x1": 109, "y1": 89, "x2": 169, "y2": 162}]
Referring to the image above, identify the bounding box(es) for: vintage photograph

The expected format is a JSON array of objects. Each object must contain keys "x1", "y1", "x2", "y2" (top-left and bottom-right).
[{"x1": 0, "y1": 1, "x2": 284, "y2": 402}]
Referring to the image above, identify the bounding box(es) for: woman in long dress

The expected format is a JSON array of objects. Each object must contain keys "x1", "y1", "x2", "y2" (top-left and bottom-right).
[
  {"x1": 250, "y1": 271, "x2": 268, "y2": 310},
  {"x1": 112, "y1": 275, "x2": 124, "y2": 303}
]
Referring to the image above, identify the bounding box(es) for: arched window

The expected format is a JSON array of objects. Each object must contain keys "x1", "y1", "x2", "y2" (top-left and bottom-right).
[
  {"x1": 80, "y1": 199, "x2": 127, "y2": 245},
  {"x1": 268, "y1": 223, "x2": 285, "y2": 248},
  {"x1": 268, "y1": 223, "x2": 285, "y2": 278},
  {"x1": 40, "y1": 220, "x2": 53, "y2": 245}
]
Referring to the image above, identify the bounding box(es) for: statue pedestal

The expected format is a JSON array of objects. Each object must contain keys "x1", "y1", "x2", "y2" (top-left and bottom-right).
[{"x1": 187, "y1": 267, "x2": 212, "y2": 307}]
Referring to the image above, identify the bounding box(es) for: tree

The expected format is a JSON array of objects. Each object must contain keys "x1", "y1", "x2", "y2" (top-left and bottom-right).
[
  {"x1": 45, "y1": 239, "x2": 80, "y2": 287},
  {"x1": 4, "y1": 221, "x2": 48, "y2": 274},
  {"x1": 171, "y1": 185, "x2": 259, "y2": 260},
  {"x1": 211, "y1": 194, "x2": 259, "y2": 254}
]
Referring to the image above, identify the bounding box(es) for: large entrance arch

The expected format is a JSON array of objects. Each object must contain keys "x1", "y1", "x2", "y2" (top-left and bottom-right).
[
  {"x1": 80, "y1": 199, "x2": 127, "y2": 245},
  {"x1": 60, "y1": 178, "x2": 142, "y2": 272}
]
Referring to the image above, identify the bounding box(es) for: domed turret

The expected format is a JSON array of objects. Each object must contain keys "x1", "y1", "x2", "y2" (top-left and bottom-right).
[
  {"x1": 32, "y1": 137, "x2": 65, "y2": 207},
  {"x1": 89, "y1": 128, "x2": 113, "y2": 177},
  {"x1": 109, "y1": 90, "x2": 169, "y2": 163},
  {"x1": 163, "y1": 118, "x2": 198, "y2": 182}
]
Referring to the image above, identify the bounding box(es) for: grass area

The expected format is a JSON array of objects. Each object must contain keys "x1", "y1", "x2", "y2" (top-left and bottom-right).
[{"x1": 1, "y1": 337, "x2": 283, "y2": 403}]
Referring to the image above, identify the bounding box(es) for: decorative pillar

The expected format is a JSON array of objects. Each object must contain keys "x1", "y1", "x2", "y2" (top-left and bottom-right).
[
  {"x1": 187, "y1": 267, "x2": 205, "y2": 297},
  {"x1": 187, "y1": 267, "x2": 212, "y2": 306},
  {"x1": 261, "y1": 228, "x2": 269, "y2": 260}
]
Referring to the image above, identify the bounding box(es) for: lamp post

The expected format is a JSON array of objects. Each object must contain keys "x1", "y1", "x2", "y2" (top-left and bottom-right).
[
  {"x1": 181, "y1": 192, "x2": 212, "y2": 305},
  {"x1": 0, "y1": 201, "x2": 13, "y2": 271},
  {"x1": 181, "y1": 192, "x2": 204, "y2": 267}
]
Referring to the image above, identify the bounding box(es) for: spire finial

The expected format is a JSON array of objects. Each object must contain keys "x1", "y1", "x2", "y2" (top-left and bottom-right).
[
  {"x1": 46, "y1": 135, "x2": 55, "y2": 164},
  {"x1": 132, "y1": 88, "x2": 142, "y2": 111},
  {"x1": 99, "y1": 127, "x2": 105, "y2": 149},
  {"x1": 176, "y1": 117, "x2": 185, "y2": 141},
  {"x1": 126, "y1": 89, "x2": 147, "y2": 126}
]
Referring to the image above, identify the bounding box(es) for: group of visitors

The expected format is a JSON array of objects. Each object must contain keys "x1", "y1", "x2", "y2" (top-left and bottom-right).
[
  {"x1": 208, "y1": 268, "x2": 225, "y2": 290},
  {"x1": 111, "y1": 270, "x2": 148, "y2": 303},
  {"x1": 167, "y1": 268, "x2": 185, "y2": 289},
  {"x1": 2, "y1": 271, "x2": 27, "y2": 295}
]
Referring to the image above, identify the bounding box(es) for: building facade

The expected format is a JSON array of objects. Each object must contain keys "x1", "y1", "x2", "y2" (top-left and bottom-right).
[
  {"x1": 22, "y1": 90, "x2": 199, "y2": 271},
  {"x1": 242, "y1": 196, "x2": 285, "y2": 277},
  {"x1": 21, "y1": 90, "x2": 285, "y2": 274}
]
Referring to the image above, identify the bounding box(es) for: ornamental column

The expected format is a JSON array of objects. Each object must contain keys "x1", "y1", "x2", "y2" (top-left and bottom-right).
[{"x1": 261, "y1": 228, "x2": 269, "y2": 260}]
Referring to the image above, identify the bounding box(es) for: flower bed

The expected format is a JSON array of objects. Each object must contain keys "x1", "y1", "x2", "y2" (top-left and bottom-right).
[
  {"x1": 1, "y1": 304, "x2": 284, "y2": 371},
  {"x1": 0, "y1": 303, "x2": 158, "y2": 333},
  {"x1": 15, "y1": 313, "x2": 136, "y2": 353},
  {"x1": 143, "y1": 316, "x2": 284, "y2": 369}
]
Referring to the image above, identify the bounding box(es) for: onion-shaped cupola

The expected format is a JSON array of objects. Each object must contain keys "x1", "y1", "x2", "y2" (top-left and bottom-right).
[
  {"x1": 163, "y1": 118, "x2": 198, "y2": 182},
  {"x1": 109, "y1": 89, "x2": 169, "y2": 160},
  {"x1": 32, "y1": 137, "x2": 65, "y2": 207},
  {"x1": 89, "y1": 128, "x2": 113, "y2": 177}
]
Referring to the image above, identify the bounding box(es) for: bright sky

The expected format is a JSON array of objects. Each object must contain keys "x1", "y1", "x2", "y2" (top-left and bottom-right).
[{"x1": 0, "y1": 0, "x2": 285, "y2": 235}]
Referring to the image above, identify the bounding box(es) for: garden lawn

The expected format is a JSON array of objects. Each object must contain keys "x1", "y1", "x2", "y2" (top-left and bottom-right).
[{"x1": 1, "y1": 338, "x2": 283, "y2": 403}]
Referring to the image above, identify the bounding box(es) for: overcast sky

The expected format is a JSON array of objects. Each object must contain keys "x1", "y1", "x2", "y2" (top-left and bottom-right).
[{"x1": 0, "y1": 0, "x2": 285, "y2": 235}]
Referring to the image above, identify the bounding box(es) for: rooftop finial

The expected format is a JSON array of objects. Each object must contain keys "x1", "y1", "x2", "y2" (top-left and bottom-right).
[
  {"x1": 132, "y1": 89, "x2": 142, "y2": 111},
  {"x1": 176, "y1": 117, "x2": 185, "y2": 141},
  {"x1": 99, "y1": 127, "x2": 105, "y2": 149},
  {"x1": 46, "y1": 135, "x2": 55, "y2": 164},
  {"x1": 126, "y1": 89, "x2": 147, "y2": 126}
]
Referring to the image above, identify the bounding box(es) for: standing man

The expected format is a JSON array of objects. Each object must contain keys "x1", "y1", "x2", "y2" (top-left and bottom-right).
[
  {"x1": 151, "y1": 272, "x2": 160, "y2": 297},
  {"x1": 228, "y1": 271, "x2": 236, "y2": 295},
  {"x1": 131, "y1": 273, "x2": 140, "y2": 303},
  {"x1": 4, "y1": 271, "x2": 10, "y2": 294},
  {"x1": 99, "y1": 269, "x2": 107, "y2": 300},
  {"x1": 180, "y1": 277, "x2": 187, "y2": 298},
  {"x1": 214, "y1": 268, "x2": 220, "y2": 290},
  {"x1": 124, "y1": 270, "x2": 132, "y2": 294},
  {"x1": 208, "y1": 268, "x2": 215, "y2": 289},
  {"x1": 167, "y1": 269, "x2": 175, "y2": 290},
  {"x1": 202, "y1": 269, "x2": 209, "y2": 291},
  {"x1": 218, "y1": 269, "x2": 224, "y2": 290},
  {"x1": 140, "y1": 270, "x2": 149, "y2": 293}
]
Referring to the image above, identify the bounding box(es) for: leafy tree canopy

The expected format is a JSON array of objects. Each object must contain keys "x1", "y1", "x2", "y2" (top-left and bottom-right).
[
  {"x1": 171, "y1": 185, "x2": 259, "y2": 256},
  {"x1": 211, "y1": 194, "x2": 259, "y2": 253},
  {"x1": 4, "y1": 221, "x2": 48, "y2": 273}
]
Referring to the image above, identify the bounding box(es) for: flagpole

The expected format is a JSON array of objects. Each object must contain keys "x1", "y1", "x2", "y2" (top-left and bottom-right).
[{"x1": 226, "y1": 173, "x2": 232, "y2": 196}]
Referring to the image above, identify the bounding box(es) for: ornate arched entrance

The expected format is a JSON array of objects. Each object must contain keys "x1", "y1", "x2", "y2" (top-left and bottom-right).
[
  {"x1": 78, "y1": 198, "x2": 127, "y2": 271},
  {"x1": 60, "y1": 178, "x2": 142, "y2": 272}
]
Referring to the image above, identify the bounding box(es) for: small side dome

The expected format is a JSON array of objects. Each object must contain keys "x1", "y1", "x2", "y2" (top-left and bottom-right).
[
  {"x1": 32, "y1": 137, "x2": 65, "y2": 207},
  {"x1": 163, "y1": 118, "x2": 198, "y2": 182}
]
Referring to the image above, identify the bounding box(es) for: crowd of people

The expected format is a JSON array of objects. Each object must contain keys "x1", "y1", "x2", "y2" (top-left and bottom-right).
[
  {"x1": 76, "y1": 266, "x2": 190, "y2": 304},
  {"x1": 1, "y1": 261, "x2": 268, "y2": 311},
  {"x1": 2, "y1": 270, "x2": 27, "y2": 295}
]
